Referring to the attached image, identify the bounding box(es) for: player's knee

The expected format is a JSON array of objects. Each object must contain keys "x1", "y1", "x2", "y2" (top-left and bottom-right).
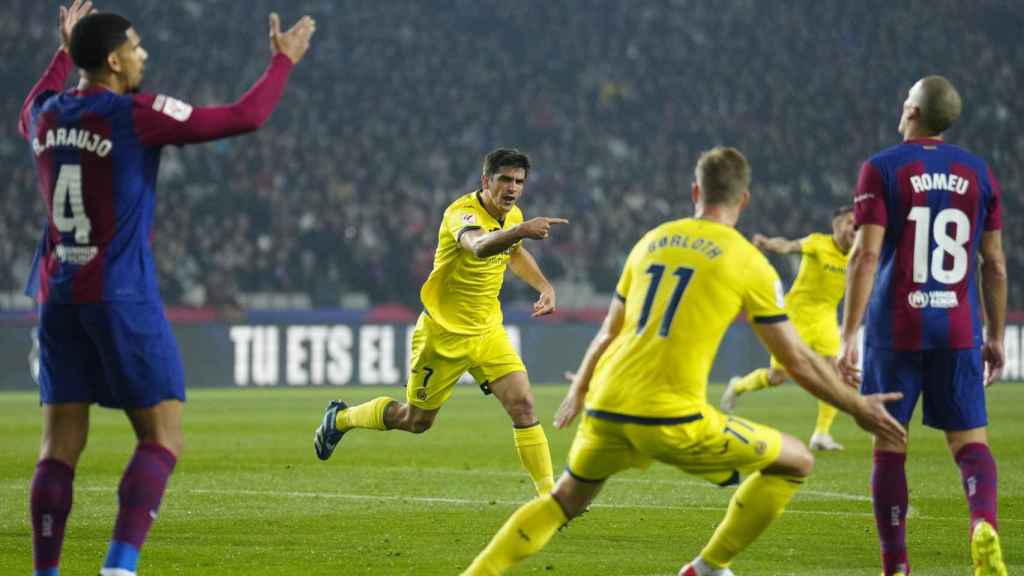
[
  {"x1": 792, "y1": 445, "x2": 815, "y2": 477},
  {"x1": 504, "y1": 395, "x2": 536, "y2": 424},
  {"x1": 768, "y1": 435, "x2": 815, "y2": 478},
  {"x1": 409, "y1": 414, "x2": 435, "y2": 434},
  {"x1": 41, "y1": 432, "x2": 88, "y2": 466}
]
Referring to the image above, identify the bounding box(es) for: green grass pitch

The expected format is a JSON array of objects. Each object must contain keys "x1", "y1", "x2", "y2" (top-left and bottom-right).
[{"x1": 0, "y1": 383, "x2": 1020, "y2": 575}]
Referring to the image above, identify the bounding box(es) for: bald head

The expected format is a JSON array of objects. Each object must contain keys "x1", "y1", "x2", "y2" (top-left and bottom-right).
[{"x1": 908, "y1": 75, "x2": 962, "y2": 135}]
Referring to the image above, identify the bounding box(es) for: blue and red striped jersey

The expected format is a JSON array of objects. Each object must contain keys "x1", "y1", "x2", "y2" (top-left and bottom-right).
[
  {"x1": 19, "y1": 50, "x2": 293, "y2": 304},
  {"x1": 854, "y1": 138, "x2": 1002, "y2": 350}
]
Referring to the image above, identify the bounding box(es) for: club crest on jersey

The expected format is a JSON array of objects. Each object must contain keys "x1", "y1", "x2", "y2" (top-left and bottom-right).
[
  {"x1": 152, "y1": 95, "x2": 194, "y2": 122},
  {"x1": 461, "y1": 213, "x2": 477, "y2": 225}
]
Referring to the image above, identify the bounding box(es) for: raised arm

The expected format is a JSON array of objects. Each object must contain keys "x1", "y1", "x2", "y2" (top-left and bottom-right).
[
  {"x1": 751, "y1": 233, "x2": 802, "y2": 254},
  {"x1": 754, "y1": 320, "x2": 906, "y2": 445},
  {"x1": 554, "y1": 296, "x2": 626, "y2": 429},
  {"x1": 509, "y1": 246, "x2": 557, "y2": 317},
  {"x1": 18, "y1": 1, "x2": 93, "y2": 139},
  {"x1": 132, "y1": 13, "x2": 315, "y2": 148}
]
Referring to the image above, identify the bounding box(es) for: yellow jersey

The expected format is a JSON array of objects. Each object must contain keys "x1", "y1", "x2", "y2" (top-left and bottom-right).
[
  {"x1": 420, "y1": 191, "x2": 524, "y2": 335},
  {"x1": 784, "y1": 233, "x2": 848, "y2": 331},
  {"x1": 586, "y1": 218, "x2": 787, "y2": 418}
]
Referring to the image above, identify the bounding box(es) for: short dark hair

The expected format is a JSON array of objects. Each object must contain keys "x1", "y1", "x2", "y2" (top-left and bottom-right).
[
  {"x1": 832, "y1": 205, "x2": 853, "y2": 219},
  {"x1": 694, "y1": 147, "x2": 750, "y2": 205},
  {"x1": 482, "y1": 148, "x2": 531, "y2": 179},
  {"x1": 916, "y1": 75, "x2": 962, "y2": 135},
  {"x1": 69, "y1": 12, "x2": 132, "y2": 72}
]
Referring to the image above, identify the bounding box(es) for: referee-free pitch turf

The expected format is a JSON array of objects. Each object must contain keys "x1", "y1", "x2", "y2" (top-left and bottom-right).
[{"x1": 0, "y1": 384, "x2": 1020, "y2": 575}]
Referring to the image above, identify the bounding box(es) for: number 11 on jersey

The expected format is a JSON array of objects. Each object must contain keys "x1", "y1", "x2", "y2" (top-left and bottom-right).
[{"x1": 637, "y1": 264, "x2": 695, "y2": 337}]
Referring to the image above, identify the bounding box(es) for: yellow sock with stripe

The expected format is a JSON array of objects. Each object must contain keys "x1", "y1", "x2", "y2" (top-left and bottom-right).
[
  {"x1": 336, "y1": 396, "x2": 393, "y2": 431},
  {"x1": 513, "y1": 423, "x2": 555, "y2": 495},
  {"x1": 814, "y1": 401, "x2": 839, "y2": 436},
  {"x1": 733, "y1": 368, "x2": 772, "y2": 394},
  {"x1": 461, "y1": 494, "x2": 567, "y2": 576},
  {"x1": 701, "y1": 471, "x2": 803, "y2": 568}
]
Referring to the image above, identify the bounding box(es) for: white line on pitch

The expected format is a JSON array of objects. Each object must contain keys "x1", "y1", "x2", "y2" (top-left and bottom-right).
[{"x1": 71, "y1": 485, "x2": 999, "y2": 524}]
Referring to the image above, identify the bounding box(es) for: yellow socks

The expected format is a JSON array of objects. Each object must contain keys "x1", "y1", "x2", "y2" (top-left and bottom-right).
[
  {"x1": 513, "y1": 423, "x2": 555, "y2": 495},
  {"x1": 701, "y1": 471, "x2": 803, "y2": 568},
  {"x1": 733, "y1": 368, "x2": 772, "y2": 394},
  {"x1": 814, "y1": 401, "x2": 839, "y2": 436},
  {"x1": 462, "y1": 494, "x2": 567, "y2": 576},
  {"x1": 336, "y1": 396, "x2": 393, "y2": 431}
]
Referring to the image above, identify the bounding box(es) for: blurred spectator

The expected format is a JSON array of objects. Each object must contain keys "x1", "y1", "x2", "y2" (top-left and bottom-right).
[{"x1": 3, "y1": 1, "x2": 1022, "y2": 308}]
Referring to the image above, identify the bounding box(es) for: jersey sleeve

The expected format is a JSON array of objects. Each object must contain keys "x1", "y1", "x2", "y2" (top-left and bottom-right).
[
  {"x1": 853, "y1": 160, "x2": 887, "y2": 228},
  {"x1": 444, "y1": 205, "x2": 483, "y2": 245},
  {"x1": 131, "y1": 53, "x2": 293, "y2": 148},
  {"x1": 19, "y1": 49, "x2": 73, "y2": 140},
  {"x1": 984, "y1": 165, "x2": 1003, "y2": 231},
  {"x1": 743, "y1": 252, "x2": 788, "y2": 324},
  {"x1": 798, "y1": 235, "x2": 816, "y2": 255}
]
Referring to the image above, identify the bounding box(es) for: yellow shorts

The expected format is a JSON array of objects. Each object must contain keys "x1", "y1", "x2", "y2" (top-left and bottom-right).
[
  {"x1": 405, "y1": 313, "x2": 526, "y2": 410},
  {"x1": 770, "y1": 318, "x2": 840, "y2": 370},
  {"x1": 566, "y1": 405, "x2": 782, "y2": 486}
]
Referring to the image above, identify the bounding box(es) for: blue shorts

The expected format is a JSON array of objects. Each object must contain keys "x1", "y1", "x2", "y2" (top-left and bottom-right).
[
  {"x1": 38, "y1": 301, "x2": 185, "y2": 409},
  {"x1": 861, "y1": 345, "x2": 986, "y2": 431}
]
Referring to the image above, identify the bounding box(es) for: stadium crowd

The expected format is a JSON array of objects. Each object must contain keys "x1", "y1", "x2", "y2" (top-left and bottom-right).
[{"x1": 3, "y1": 0, "x2": 1021, "y2": 309}]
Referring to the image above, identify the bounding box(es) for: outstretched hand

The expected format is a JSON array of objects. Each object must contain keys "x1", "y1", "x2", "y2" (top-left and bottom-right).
[
  {"x1": 554, "y1": 385, "x2": 585, "y2": 430},
  {"x1": 270, "y1": 12, "x2": 316, "y2": 64},
  {"x1": 854, "y1": 392, "x2": 907, "y2": 446},
  {"x1": 517, "y1": 217, "x2": 569, "y2": 240},
  {"x1": 60, "y1": 0, "x2": 94, "y2": 52}
]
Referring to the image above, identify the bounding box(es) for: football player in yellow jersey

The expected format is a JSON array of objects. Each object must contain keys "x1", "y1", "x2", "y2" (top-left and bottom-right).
[
  {"x1": 313, "y1": 148, "x2": 568, "y2": 497},
  {"x1": 720, "y1": 206, "x2": 855, "y2": 451},
  {"x1": 460, "y1": 147, "x2": 905, "y2": 576}
]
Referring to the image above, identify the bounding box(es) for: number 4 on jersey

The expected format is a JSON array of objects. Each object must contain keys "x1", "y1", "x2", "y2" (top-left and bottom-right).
[{"x1": 52, "y1": 164, "x2": 91, "y2": 244}]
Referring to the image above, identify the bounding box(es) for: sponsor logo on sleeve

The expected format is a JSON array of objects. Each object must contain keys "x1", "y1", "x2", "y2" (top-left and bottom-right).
[{"x1": 153, "y1": 95, "x2": 193, "y2": 122}]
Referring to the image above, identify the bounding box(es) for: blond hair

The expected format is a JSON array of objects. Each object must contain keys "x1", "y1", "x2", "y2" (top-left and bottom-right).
[{"x1": 694, "y1": 147, "x2": 750, "y2": 205}]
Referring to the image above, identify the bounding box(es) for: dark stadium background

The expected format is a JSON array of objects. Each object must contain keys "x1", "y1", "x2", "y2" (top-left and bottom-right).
[{"x1": 2, "y1": 0, "x2": 1020, "y2": 312}]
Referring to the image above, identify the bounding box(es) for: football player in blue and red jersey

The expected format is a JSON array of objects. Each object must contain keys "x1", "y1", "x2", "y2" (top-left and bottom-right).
[
  {"x1": 839, "y1": 76, "x2": 1007, "y2": 576},
  {"x1": 19, "y1": 3, "x2": 315, "y2": 575}
]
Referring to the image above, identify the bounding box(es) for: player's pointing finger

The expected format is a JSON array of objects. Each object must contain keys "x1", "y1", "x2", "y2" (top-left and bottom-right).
[{"x1": 547, "y1": 218, "x2": 569, "y2": 225}]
